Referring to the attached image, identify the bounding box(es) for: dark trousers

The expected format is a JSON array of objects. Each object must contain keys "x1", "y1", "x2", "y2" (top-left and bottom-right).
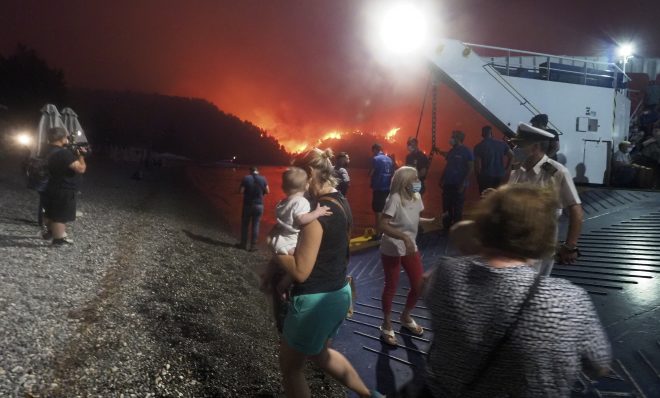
[
  {"x1": 240, "y1": 204, "x2": 264, "y2": 247},
  {"x1": 442, "y1": 184, "x2": 465, "y2": 228},
  {"x1": 477, "y1": 175, "x2": 502, "y2": 193}
]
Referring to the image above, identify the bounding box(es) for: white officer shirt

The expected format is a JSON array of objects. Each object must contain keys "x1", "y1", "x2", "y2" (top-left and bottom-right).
[{"x1": 509, "y1": 155, "x2": 581, "y2": 211}]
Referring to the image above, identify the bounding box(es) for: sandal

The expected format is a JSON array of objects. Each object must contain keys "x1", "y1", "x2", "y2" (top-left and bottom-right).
[
  {"x1": 379, "y1": 326, "x2": 398, "y2": 346},
  {"x1": 401, "y1": 318, "x2": 424, "y2": 336}
]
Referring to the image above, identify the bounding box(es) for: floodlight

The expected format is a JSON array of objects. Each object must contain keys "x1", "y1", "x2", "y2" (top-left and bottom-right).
[
  {"x1": 617, "y1": 43, "x2": 634, "y2": 59},
  {"x1": 378, "y1": 3, "x2": 428, "y2": 55},
  {"x1": 15, "y1": 133, "x2": 32, "y2": 146}
]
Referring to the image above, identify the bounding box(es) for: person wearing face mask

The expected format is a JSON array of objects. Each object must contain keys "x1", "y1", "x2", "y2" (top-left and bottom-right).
[
  {"x1": 506, "y1": 123, "x2": 583, "y2": 274},
  {"x1": 405, "y1": 137, "x2": 430, "y2": 195},
  {"x1": 439, "y1": 130, "x2": 474, "y2": 230},
  {"x1": 377, "y1": 166, "x2": 435, "y2": 346}
]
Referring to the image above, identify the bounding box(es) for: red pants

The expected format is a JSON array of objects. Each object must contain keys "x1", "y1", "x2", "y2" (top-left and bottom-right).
[{"x1": 381, "y1": 252, "x2": 423, "y2": 315}]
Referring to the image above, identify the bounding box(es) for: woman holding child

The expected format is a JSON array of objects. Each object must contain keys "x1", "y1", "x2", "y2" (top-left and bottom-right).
[{"x1": 272, "y1": 148, "x2": 383, "y2": 398}]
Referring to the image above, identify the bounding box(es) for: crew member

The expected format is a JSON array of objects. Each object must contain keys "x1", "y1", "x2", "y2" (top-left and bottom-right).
[
  {"x1": 508, "y1": 123, "x2": 583, "y2": 274},
  {"x1": 405, "y1": 137, "x2": 430, "y2": 195}
]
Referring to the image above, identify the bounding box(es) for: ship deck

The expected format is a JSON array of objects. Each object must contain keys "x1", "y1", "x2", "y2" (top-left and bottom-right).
[{"x1": 334, "y1": 187, "x2": 660, "y2": 397}]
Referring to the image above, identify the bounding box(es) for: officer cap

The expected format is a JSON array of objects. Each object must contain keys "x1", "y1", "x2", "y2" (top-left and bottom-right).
[{"x1": 510, "y1": 122, "x2": 555, "y2": 143}]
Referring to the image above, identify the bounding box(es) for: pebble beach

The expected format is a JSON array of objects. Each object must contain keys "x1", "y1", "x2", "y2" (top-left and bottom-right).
[{"x1": 0, "y1": 154, "x2": 343, "y2": 397}]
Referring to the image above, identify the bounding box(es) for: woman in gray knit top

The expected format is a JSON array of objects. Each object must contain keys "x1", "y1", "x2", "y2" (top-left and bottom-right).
[{"x1": 422, "y1": 184, "x2": 611, "y2": 397}]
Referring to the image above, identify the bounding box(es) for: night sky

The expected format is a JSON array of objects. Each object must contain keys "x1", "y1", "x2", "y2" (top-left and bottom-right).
[{"x1": 1, "y1": 0, "x2": 659, "y2": 151}]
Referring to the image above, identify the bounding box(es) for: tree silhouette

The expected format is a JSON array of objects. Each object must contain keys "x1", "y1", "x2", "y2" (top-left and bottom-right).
[{"x1": 0, "y1": 44, "x2": 67, "y2": 124}]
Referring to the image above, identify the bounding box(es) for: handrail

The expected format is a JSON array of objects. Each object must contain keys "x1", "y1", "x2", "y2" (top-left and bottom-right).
[
  {"x1": 489, "y1": 62, "x2": 619, "y2": 80},
  {"x1": 463, "y1": 42, "x2": 630, "y2": 81},
  {"x1": 482, "y1": 64, "x2": 564, "y2": 135}
]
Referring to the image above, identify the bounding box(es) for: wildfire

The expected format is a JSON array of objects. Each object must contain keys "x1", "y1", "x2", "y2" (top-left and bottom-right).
[
  {"x1": 292, "y1": 143, "x2": 308, "y2": 154},
  {"x1": 385, "y1": 127, "x2": 400, "y2": 142},
  {"x1": 320, "y1": 131, "x2": 343, "y2": 141}
]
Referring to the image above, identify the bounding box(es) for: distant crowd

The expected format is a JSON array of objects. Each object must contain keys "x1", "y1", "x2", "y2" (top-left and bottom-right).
[
  {"x1": 235, "y1": 118, "x2": 610, "y2": 397},
  {"x1": 614, "y1": 80, "x2": 660, "y2": 188}
]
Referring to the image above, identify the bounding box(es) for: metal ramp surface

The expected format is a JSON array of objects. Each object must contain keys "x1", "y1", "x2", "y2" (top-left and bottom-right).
[{"x1": 334, "y1": 188, "x2": 660, "y2": 397}]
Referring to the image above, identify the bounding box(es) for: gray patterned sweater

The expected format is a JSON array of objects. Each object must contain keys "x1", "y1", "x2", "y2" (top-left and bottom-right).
[{"x1": 424, "y1": 256, "x2": 611, "y2": 397}]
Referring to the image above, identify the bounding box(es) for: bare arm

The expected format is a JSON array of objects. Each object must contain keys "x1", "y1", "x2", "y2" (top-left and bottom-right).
[
  {"x1": 69, "y1": 156, "x2": 86, "y2": 174},
  {"x1": 558, "y1": 204, "x2": 583, "y2": 264},
  {"x1": 264, "y1": 184, "x2": 270, "y2": 195},
  {"x1": 275, "y1": 220, "x2": 322, "y2": 283},
  {"x1": 565, "y1": 204, "x2": 583, "y2": 247},
  {"x1": 378, "y1": 214, "x2": 415, "y2": 255},
  {"x1": 295, "y1": 204, "x2": 331, "y2": 226}
]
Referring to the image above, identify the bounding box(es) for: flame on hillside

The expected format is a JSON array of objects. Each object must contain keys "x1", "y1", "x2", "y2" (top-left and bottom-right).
[
  {"x1": 276, "y1": 127, "x2": 401, "y2": 154},
  {"x1": 385, "y1": 127, "x2": 400, "y2": 142}
]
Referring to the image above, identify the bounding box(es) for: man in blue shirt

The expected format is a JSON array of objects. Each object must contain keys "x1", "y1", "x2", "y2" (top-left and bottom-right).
[
  {"x1": 369, "y1": 143, "x2": 394, "y2": 236},
  {"x1": 473, "y1": 125, "x2": 513, "y2": 193},
  {"x1": 237, "y1": 166, "x2": 269, "y2": 251},
  {"x1": 439, "y1": 131, "x2": 473, "y2": 229}
]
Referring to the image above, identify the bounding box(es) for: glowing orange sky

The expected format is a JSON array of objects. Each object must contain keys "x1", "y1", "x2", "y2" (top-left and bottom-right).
[{"x1": 1, "y1": 0, "x2": 659, "y2": 153}]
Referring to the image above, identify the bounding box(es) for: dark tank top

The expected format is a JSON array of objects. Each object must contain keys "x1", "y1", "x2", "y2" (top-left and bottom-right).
[{"x1": 291, "y1": 191, "x2": 352, "y2": 296}]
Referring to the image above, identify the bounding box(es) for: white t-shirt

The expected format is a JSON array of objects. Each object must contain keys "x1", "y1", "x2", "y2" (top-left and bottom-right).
[
  {"x1": 268, "y1": 194, "x2": 311, "y2": 254},
  {"x1": 509, "y1": 155, "x2": 581, "y2": 212},
  {"x1": 379, "y1": 192, "x2": 424, "y2": 257}
]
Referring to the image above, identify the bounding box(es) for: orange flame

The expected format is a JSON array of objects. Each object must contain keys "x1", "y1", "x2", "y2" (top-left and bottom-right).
[
  {"x1": 385, "y1": 127, "x2": 400, "y2": 142},
  {"x1": 320, "y1": 131, "x2": 343, "y2": 141}
]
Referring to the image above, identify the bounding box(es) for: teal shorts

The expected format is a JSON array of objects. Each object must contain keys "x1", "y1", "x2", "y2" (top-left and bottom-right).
[{"x1": 283, "y1": 283, "x2": 352, "y2": 355}]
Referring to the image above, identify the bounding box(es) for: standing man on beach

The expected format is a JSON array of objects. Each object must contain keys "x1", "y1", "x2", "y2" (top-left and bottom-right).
[
  {"x1": 237, "y1": 166, "x2": 269, "y2": 252},
  {"x1": 474, "y1": 125, "x2": 513, "y2": 193},
  {"x1": 369, "y1": 143, "x2": 394, "y2": 238},
  {"x1": 405, "y1": 137, "x2": 430, "y2": 195},
  {"x1": 42, "y1": 126, "x2": 87, "y2": 245}
]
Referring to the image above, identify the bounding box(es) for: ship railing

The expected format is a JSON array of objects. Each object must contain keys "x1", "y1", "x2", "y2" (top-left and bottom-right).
[{"x1": 464, "y1": 42, "x2": 630, "y2": 90}]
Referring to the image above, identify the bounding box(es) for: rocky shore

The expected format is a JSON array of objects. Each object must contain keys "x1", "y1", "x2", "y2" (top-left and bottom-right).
[{"x1": 0, "y1": 155, "x2": 343, "y2": 397}]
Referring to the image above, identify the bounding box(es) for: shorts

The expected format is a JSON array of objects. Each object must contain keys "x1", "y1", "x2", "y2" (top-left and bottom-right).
[
  {"x1": 43, "y1": 189, "x2": 77, "y2": 223},
  {"x1": 283, "y1": 282, "x2": 351, "y2": 355},
  {"x1": 372, "y1": 190, "x2": 390, "y2": 213}
]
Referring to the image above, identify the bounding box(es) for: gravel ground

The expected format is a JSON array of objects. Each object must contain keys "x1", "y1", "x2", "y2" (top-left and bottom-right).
[{"x1": 0, "y1": 155, "x2": 344, "y2": 397}]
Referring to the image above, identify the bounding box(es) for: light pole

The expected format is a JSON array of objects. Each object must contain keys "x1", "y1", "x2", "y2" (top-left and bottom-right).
[{"x1": 617, "y1": 43, "x2": 634, "y2": 74}]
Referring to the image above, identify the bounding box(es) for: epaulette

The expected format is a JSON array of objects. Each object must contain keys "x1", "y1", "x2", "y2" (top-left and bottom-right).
[{"x1": 540, "y1": 161, "x2": 558, "y2": 176}]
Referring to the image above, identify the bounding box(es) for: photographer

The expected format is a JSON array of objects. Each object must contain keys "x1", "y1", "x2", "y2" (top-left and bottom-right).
[{"x1": 42, "y1": 126, "x2": 87, "y2": 245}]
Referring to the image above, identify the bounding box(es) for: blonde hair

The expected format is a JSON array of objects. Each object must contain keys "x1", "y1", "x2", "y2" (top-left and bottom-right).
[
  {"x1": 389, "y1": 166, "x2": 420, "y2": 202},
  {"x1": 292, "y1": 148, "x2": 337, "y2": 188},
  {"x1": 470, "y1": 183, "x2": 559, "y2": 259},
  {"x1": 281, "y1": 167, "x2": 308, "y2": 195}
]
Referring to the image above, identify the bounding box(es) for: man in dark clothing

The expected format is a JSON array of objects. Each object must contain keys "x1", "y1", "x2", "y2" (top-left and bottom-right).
[
  {"x1": 42, "y1": 126, "x2": 87, "y2": 245},
  {"x1": 333, "y1": 152, "x2": 351, "y2": 196},
  {"x1": 237, "y1": 166, "x2": 269, "y2": 251},
  {"x1": 369, "y1": 143, "x2": 394, "y2": 236},
  {"x1": 473, "y1": 125, "x2": 513, "y2": 193},
  {"x1": 439, "y1": 131, "x2": 473, "y2": 229},
  {"x1": 405, "y1": 137, "x2": 430, "y2": 195}
]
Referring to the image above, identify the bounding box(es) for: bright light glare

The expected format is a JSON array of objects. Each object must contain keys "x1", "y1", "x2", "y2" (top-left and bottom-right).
[
  {"x1": 378, "y1": 3, "x2": 428, "y2": 55},
  {"x1": 617, "y1": 43, "x2": 634, "y2": 58},
  {"x1": 15, "y1": 133, "x2": 32, "y2": 146}
]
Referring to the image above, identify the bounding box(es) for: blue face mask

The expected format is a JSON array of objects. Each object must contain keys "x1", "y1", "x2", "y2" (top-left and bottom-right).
[{"x1": 411, "y1": 181, "x2": 422, "y2": 193}]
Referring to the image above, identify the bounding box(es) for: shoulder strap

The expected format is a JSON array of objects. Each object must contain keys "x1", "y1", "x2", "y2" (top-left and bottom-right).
[
  {"x1": 462, "y1": 275, "x2": 543, "y2": 394},
  {"x1": 318, "y1": 195, "x2": 352, "y2": 259}
]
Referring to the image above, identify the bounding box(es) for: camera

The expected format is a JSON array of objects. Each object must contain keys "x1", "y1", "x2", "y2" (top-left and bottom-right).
[{"x1": 66, "y1": 130, "x2": 91, "y2": 157}]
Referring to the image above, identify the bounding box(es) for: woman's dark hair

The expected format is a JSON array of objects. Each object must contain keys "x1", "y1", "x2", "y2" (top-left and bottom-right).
[{"x1": 470, "y1": 184, "x2": 559, "y2": 259}]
